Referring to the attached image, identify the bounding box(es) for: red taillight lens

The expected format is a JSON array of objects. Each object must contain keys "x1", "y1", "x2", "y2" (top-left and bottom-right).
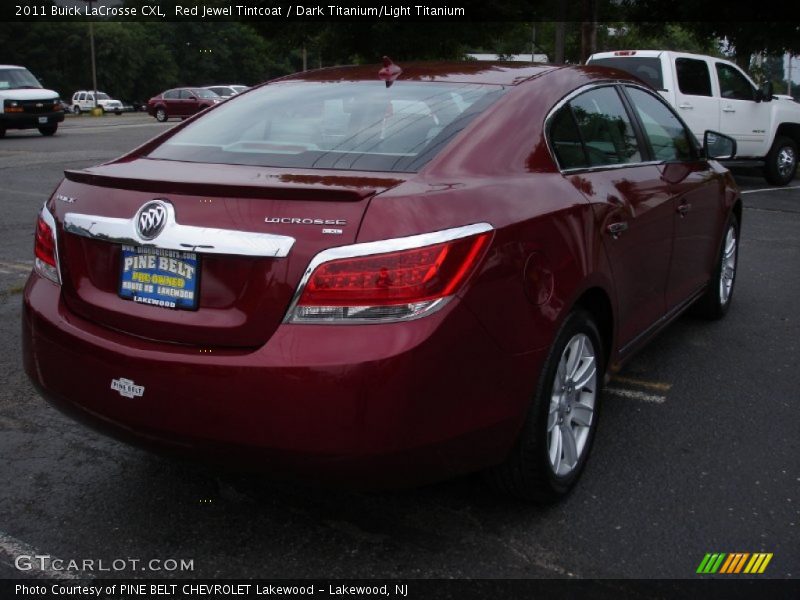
[
  {"x1": 288, "y1": 227, "x2": 492, "y2": 323},
  {"x1": 35, "y1": 215, "x2": 56, "y2": 266},
  {"x1": 34, "y1": 210, "x2": 60, "y2": 284}
]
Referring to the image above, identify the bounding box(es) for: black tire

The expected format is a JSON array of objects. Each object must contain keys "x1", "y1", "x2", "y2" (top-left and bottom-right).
[
  {"x1": 487, "y1": 309, "x2": 605, "y2": 503},
  {"x1": 0, "y1": 128, "x2": 5, "y2": 138},
  {"x1": 38, "y1": 125, "x2": 58, "y2": 136},
  {"x1": 155, "y1": 107, "x2": 168, "y2": 122},
  {"x1": 764, "y1": 135, "x2": 797, "y2": 186},
  {"x1": 692, "y1": 213, "x2": 740, "y2": 320},
  {"x1": 72, "y1": 105, "x2": 81, "y2": 115}
]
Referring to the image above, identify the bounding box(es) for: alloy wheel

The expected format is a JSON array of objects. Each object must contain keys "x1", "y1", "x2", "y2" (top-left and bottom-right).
[
  {"x1": 548, "y1": 333, "x2": 597, "y2": 477},
  {"x1": 777, "y1": 146, "x2": 796, "y2": 180},
  {"x1": 719, "y1": 224, "x2": 737, "y2": 305}
]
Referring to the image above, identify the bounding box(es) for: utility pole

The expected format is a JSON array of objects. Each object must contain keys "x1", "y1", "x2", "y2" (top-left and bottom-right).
[
  {"x1": 788, "y1": 52, "x2": 793, "y2": 96},
  {"x1": 82, "y1": 0, "x2": 98, "y2": 110}
]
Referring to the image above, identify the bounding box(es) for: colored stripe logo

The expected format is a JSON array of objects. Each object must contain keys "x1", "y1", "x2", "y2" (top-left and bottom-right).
[{"x1": 697, "y1": 553, "x2": 773, "y2": 574}]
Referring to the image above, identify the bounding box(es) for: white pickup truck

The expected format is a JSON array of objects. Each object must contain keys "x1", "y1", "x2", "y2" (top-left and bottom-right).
[{"x1": 587, "y1": 50, "x2": 800, "y2": 185}]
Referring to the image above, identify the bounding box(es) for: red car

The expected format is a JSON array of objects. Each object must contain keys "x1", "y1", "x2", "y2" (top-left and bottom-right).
[
  {"x1": 23, "y1": 62, "x2": 741, "y2": 501},
  {"x1": 146, "y1": 87, "x2": 221, "y2": 122}
]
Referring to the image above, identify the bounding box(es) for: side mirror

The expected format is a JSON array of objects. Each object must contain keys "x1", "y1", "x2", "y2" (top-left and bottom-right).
[
  {"x1": 703, "y1": 131, "x2": 737, "y2": 160},
  {"x1": 756, "y1": 81, "x2": 774, "y2": 103}
]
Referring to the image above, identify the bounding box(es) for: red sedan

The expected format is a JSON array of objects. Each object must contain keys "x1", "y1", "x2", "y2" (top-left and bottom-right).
[
  {"x1": 23, "y1": 61, "x2": 741, "y2": 501},
  {"x1": 146, "y1": 87, "x2": 221, "y2": 122}
]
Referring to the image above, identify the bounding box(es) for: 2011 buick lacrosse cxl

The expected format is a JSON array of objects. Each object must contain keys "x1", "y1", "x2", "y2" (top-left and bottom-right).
[{"x1": 22, "y1": 60, "x2": 741, "y2": 501}]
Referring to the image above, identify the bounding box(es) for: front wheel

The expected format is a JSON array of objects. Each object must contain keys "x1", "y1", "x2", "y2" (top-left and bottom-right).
[
  {"x1": 155, "y1": 107, "x2": 167, "y2": 122},
  {"x1": 692, "y1": 214, "x2": 739, "y2": 319},
  {"x1": 487, "y1": 309, "x2": 604, "y2": 502},
  {"x1": 764, "y1": 135, "x2": 797, "y2": 186},
  {"x1": 72, "y1": 105, "x2": 81, "y2": 115},
  {"x1": 38, "y1": 125, "x2": 58, "y2": 136}
]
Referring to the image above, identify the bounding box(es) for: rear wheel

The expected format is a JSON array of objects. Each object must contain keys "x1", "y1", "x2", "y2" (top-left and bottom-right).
[
  {"x1": 764, "y1": 135, "x2": 797, "y2": 185},
  {"x1": 0, "y1": 127, "x2": 5, "y2": 138},
  {"x1": 692, "y1": 214, "x2": 739, "y2": 319},
  {"x1": 155, "y1": 107, "x2": 167, "y2": 122},
  {"x1": 488, "y1": 309, "x2": 604, "y2": 502},
  {"x1": 38, "y1": 125, "x2": 58, "y2": 136}
]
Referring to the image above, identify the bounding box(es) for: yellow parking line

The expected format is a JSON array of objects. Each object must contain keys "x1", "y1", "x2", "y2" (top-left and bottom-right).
[{"x1": 611, "y1": 376, "x2": 672, "y2": 392}]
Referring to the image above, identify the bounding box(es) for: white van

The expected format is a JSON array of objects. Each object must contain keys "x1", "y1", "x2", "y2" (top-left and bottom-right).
[{"x1": 0, "y1": 65, "x2": 64, "y2": 137}]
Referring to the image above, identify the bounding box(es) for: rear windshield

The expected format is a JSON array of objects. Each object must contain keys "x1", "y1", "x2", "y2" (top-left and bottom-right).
[
  {"x1": 148, "y1": 81, "x2": 505, "y2": 172},
  {"x1": 589, "y1": 57, "x2": 664, "y2": 90}
]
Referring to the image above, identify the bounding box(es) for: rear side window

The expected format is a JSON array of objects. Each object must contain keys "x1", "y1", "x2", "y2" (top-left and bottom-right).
[
  {"x1": 549, "y1": 107, "x2": 587, "y2": 169},
  {"x1": 716, "y1": 63, "x2": 755, "y2": 101},
  {"x1": 179, "y1": 90, "x2": 194, "y2": 99},
  {"x1": 625, "y1": 87, "x2": 695, "y2": 161},
  {"x1": 148, "y1": 81, "x2": 505, "y2": 173},
  {"x1": 163, "y1": 90, "x2": 178, "y2": 99},
  {"x1": 676, "y1": 58, "x2": 712, "y2": 97},
  {"x1": 588, "y1": 57, "x2": 664, "y2": 90},
  {"x1": 569, "y1": 87, "x2": 642, "y2": 166}
]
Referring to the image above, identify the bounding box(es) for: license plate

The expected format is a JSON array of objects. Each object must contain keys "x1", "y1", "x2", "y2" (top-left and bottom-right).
[
  {"x1": 119, "y1": 245, "x2": 200, "y2": 310},
  {"x1": 38, "y1": 116, "x2": 48, "y2": 124}
]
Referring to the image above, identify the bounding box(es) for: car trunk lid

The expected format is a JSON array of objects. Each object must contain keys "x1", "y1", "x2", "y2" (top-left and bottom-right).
[{"x1": 53, "y1": 159, "x2": 405, "y2": 348}]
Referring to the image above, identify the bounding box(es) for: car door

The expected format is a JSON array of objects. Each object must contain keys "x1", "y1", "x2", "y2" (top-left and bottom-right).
[
  {"x1": 550, "y1": 85, "x2": 674, "y2": 348},
  {"x1": 180, "y1": 89, "x2": 200, "y2": 116},
  {"x1": 673, "y1": 56, "x2": 719, "y2": 143},
  {"x1": 715, "y1": 62, "x2": 770, "y2": 157},
  {"x1": 622, "y1": 85, "x2": 726, "y2": 309}
]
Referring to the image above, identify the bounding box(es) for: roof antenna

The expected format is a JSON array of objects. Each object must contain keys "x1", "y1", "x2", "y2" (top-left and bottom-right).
[{"x1": 378, "y1": 56, "x2": 402, "y2": 88}]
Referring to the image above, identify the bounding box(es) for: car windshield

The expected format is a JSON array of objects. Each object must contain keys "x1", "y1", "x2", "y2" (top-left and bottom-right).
[
  {"x1": 148, "y1": 81, "x2": 505, "y2": 172},
  {"x1": 97, "y1": 93, "x2": 110, "y2": 100},
  {"x1": 0, "y1": 67, "x2": 42, "y2": 90},
  {"x1": 192, "y1": 89, "x2": 219, "y2": 99}
]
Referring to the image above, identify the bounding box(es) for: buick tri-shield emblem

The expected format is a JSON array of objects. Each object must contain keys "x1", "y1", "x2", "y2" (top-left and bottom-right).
[{"x1": 136, "y1": 200, "x2": 168, "y2": 240}]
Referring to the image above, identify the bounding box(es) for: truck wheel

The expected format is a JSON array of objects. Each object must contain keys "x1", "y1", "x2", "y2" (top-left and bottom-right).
[
  {"x1": 764, "y1": 135, "x2": 798, "y2": 186},
  {"x1": 0, "y1": 128, "x2": 5, "y2": 138},
  {"x1": 38, "y1": 125, "x2": 58, "y2": 136},
  {"x1": 72, "y1": 105, "x2": 81, "y2": 115}
]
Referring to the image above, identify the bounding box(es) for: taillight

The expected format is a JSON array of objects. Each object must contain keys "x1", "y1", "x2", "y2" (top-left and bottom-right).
[
  {"x1": 34, "y1": 206, "x2": 60, "y2": 284},
  {"x1": 285, "y1": 223, "x2": 493, "y2": 323}
]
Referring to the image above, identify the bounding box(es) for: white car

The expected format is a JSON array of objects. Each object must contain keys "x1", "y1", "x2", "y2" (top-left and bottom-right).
[
  {"x1": 71, "y1": 91, "x2": 124, "y2": 115},
  {"x1": 203, "y1": 85, "x2": 248, "y2": 98},
  {"x1": 587, "y1": 50, "x2": 800, "y2": 185}
]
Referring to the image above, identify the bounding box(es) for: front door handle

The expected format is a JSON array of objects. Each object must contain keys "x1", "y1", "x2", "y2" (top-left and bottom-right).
[
  {"x1": 606, "y1": 222, "x2": 628, "y2": 239},
  {"x1": 678, "y1": 102, "x2": 693, "y2": 109},
  {"x1": 677, "y1": 202, "x2": 692, "y2": 216},
  {"x1": 722, "y1": 106, "x2": 736, "y2": 113}
]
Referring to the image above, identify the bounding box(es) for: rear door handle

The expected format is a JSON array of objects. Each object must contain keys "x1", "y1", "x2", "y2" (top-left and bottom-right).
[
  {"x1": 606, "y1": 222, "x2": 628, "y2": 238},
  {"x1": 677, "y1": 202, "x2": 692, "y2": 216},
  {"x1": 722, "y1": 106, "x2": 736, "y2": 113},
  {"x1": 678, "y1": 103, "x2": 693, "y2": 109}
]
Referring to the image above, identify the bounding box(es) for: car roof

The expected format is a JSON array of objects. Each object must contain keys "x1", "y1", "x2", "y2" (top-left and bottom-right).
[
  {"x1": 0, "y1": 65, "x2": 25, "y2": 69},
  {"x1": 277, "y1": 61, "x2": 557, "y2": 86}
]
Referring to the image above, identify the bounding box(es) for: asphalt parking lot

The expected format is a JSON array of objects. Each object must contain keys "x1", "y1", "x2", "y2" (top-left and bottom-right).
[{"x1": 0, "y1": 114, "x2": 797, "y2": 581}]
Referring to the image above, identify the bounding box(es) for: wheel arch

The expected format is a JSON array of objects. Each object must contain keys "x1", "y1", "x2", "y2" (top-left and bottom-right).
[
  {"x1": 774, "y1": 123, "x2": 800, "y2": 149},
  {"x1": 571, "y1": 286, "x2": 614, "y2": 366}
]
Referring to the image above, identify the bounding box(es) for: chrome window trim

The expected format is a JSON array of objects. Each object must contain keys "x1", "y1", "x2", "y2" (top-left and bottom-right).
[
  {"x1": 283, "y1": 222, "x2": 494, "y2": 324},
  {"x1": 64, "y1": 201, "x2": 295, "y2": 258},
  {"x1": 544, "y1": 81, "x2": 671, "y2": 174}
]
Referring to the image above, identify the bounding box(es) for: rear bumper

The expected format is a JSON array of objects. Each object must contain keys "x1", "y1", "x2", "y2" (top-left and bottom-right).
[
  {"x1": 23, "y1": 274, "x2": 542, "y2": 487},
  {"x1": 0, "y1": 111, "x2": 64, "y2": 129}
]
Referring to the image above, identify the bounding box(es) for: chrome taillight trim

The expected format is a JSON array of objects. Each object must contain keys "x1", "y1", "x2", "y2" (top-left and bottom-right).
[
  {"x1": 64, "y1": 202, "x2": 295, "y2": 258},
  {"x1": 35, "y1": 203, "x2": 62, "y2": 285},
  {"x1": 283, "y1": 222, "x2": 494, "y2": 325}
]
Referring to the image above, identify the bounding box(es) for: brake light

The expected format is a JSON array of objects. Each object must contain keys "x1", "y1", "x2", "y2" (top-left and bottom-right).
[
  {"x1": 286, "y1": 223, "x2": 493, "y2": 323},
  {"x1": 34, "y1": 207, "x2": 60, "y2": 284},
  {"x1": 614, "y1": 51, "x2": 637, "y2": 56}
]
